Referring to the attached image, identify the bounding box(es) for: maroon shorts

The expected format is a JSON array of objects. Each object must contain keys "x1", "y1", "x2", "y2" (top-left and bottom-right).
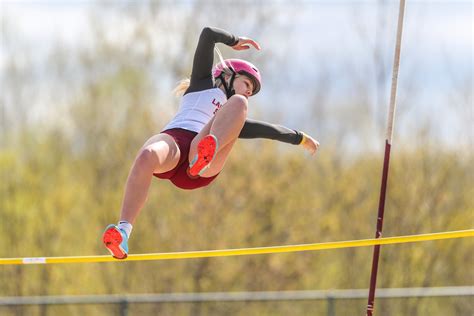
[{"x1": 153, "y1": 128, "x2": 219, "y2": 190}]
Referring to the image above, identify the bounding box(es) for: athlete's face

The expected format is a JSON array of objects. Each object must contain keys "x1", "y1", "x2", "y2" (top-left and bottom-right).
[{"x1": 232, "y1": 75, "x2": 254, "y2": 98}]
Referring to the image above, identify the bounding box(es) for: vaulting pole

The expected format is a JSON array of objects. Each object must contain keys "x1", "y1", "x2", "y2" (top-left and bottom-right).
[{"x1": 366, "y1": 0, "x2": 406, "y2": 315}]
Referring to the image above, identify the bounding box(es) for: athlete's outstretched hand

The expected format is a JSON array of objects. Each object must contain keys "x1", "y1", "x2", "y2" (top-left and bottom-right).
[
  {"x1": 232, "y1": 37, "x2": 261, "y2": 51},
  {"x1": 301, "y1": 132, "x2": 320, "y2": 155}
]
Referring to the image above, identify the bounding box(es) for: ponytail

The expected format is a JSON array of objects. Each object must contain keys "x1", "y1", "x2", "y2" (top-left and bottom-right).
[
  {"x1": 173, "y1": 47, "x2": 227, "y2": 97},
  {"x1": 172, "y1": 78, "x2": 190, "y2": 96}
]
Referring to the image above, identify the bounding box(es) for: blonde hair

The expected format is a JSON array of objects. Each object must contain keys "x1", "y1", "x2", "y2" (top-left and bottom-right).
[
  {"x1": 173, "y1": 48, "x2": 228, "y2": 97},
  {"x1": 173, "y1": 77, "x2": 226, "y2": 97},
  {"x1": 173, "y1": 78, "x2": 190, "y2": 96}
]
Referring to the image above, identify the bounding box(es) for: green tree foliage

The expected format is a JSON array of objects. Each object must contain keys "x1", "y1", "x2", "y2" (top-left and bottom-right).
[{"x1": 1, "y1": 127, "x2": 472, "y2": 315}]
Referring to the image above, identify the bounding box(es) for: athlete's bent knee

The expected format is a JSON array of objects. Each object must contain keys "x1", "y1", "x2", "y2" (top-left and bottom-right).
[
  {"x1": 134, "y1": 148, "x2": 159, "y2": 171},
  {"x1": 228, "y1": 94, "x2": 248, "y2": 113}
]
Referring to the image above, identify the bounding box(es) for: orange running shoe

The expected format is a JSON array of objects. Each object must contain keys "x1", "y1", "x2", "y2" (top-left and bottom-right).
[
  {"x1": 103, "y1": 224, "x2": 128, "y2": 259},
  {"x1": 188, "y1": 134, "x2": 219, "y2": 177}
]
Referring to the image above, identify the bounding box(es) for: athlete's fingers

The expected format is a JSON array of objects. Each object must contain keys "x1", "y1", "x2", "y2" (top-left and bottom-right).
[
  {"x1": 244, "y1": 39, "x2": 261, "y2": 50},
  {"x1": 232, "y1": 41, "x2": 250, "y2": 50},
  {"x1": 301, "y1": 133, "x2": 319, "y2": 155},
  {"x1": 232, "y1": 44, "x2": 250, "y2": 51},
  {"x1": 232, "y1": 37, "x2": 261, "y2": 51}
]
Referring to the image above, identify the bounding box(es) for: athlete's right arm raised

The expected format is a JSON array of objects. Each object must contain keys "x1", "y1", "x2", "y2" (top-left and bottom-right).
[{"x1": 186, "y1": 27, "x2": 239, "y2": 94}]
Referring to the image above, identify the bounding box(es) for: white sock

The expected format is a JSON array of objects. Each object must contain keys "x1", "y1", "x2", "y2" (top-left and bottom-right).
[{"x1": 117, "y1": 221, "x2": 133, "y2": 238}]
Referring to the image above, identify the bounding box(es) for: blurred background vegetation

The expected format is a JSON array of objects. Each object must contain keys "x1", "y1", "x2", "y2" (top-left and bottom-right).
[{"x1": 0, "y1": 0, "x2": 472, "y2": 315}]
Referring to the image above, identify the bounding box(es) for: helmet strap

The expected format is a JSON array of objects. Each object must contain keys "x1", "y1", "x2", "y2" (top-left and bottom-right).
[{"x1": 218, "y1": 70, "x2": 237, "y2": 99}]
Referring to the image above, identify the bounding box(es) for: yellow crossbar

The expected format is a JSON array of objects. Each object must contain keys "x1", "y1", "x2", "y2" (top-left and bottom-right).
[{"x1": 1, "y1": 229, "x2": 472, "y2": 265}]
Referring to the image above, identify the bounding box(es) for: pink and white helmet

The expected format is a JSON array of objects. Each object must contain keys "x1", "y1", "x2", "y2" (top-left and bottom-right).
[{"x1": 213, "y1": 59, "x2": 262, "y2": 95}]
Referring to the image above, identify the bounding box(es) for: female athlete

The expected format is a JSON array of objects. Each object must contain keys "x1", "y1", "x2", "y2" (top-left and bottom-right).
[{"x1": 103, "y1": 27, "x2": 319, "y2": 259}]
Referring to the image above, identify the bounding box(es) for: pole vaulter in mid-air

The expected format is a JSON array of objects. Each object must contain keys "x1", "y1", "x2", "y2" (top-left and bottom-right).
[{"x1": 102, "y1": 26, "x2": 320, "y2": 260}]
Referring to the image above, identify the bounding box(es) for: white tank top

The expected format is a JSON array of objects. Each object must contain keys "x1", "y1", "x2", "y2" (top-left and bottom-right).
[{"x1": 163, "y1": 88, "x2": 227, "y2": 133}]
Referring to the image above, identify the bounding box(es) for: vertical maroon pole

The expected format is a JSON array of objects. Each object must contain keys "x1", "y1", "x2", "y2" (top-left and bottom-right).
[
  {"x1": 366, "y1": 1, "x2": 405, "y2": 315},
  {"x1": 366, "y1": 140, "x2": 392, "y2": 316}
]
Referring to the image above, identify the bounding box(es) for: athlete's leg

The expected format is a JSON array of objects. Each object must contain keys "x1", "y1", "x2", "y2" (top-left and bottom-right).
[
  {"x1": 119, "y1": 133, "x2": 180, "y2": 224},
  {"x1": 104, "y1": 133, "x2": 180, "y2": 259},
  {"x1": 189, "y1": 94, "x2": 248, "y2": 176}
]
